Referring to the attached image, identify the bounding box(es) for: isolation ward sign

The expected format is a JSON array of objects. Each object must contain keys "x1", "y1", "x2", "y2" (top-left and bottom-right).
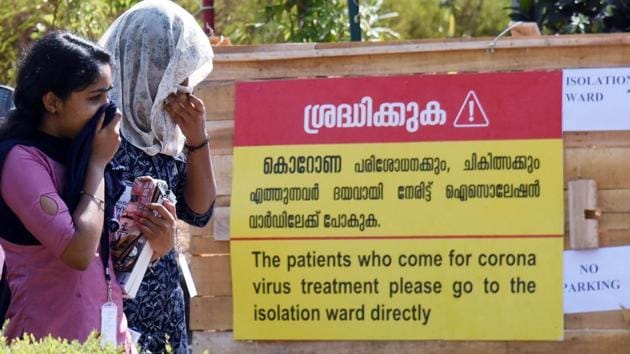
[{"x1": 230, "y1": 71, "x2": 564, "y2": 340}]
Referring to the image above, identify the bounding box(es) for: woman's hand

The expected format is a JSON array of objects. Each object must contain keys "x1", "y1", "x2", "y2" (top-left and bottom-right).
[
  {"x1": 90, "y1": 109, "x2": 122, "y2": 167},
  {"x1": 134, "y1": 199, "x2": 177, "y2": 259},
  {"x1": 164, "y1": 92, "x2": 207, "y2": 146}
]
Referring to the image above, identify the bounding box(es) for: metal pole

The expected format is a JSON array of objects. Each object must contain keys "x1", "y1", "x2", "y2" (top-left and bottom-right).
[
  {"x1": 348, "y1": 0, "x2": 361, "y2": 41},
  {"x1": 201, "y1": 0, "x2": 215, "y2": 35}
]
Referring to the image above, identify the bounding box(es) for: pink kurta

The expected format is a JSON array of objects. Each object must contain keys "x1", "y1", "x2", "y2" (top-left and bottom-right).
[{"x1": 0, "y1": 145, "x2": 130, "y2": 346}]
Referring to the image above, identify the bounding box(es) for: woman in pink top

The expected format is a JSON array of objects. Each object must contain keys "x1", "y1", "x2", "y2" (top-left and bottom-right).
[{"x1": 0, "y1": 32, "x2": 177, "y2": 351}]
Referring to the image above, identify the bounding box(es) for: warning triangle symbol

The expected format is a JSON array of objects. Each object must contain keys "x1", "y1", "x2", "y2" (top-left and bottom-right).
[{"x1": 453, "y1": 90, "x2": 490, "y2": 128}]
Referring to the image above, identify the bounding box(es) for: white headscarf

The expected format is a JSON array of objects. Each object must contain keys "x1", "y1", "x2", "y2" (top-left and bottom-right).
[{"x1": 99, "y1": 0, "x2": 214, "y2": 156}]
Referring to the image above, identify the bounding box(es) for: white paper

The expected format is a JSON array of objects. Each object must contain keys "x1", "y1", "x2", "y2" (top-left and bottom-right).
[
  {"x1": 128, "y1": 328, "x2": 141, "y2": 346},
  {"x1": 564, "y1": 246, "x2": 630, "y2": 314},
  {"x1": 563, "y1": 67, "x2": 630, "y2": 131},
  {"x1": 179, "y1": 253, "x2": 198, "y2": 298}
]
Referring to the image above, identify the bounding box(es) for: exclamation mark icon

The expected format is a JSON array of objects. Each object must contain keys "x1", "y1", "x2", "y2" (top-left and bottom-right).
[{"x1": 454, "y1": 90, "x2": 490, "y2": 127}]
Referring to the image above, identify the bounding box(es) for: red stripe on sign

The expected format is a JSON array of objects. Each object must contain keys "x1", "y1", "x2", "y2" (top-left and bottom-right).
[
  {"x1": 234, "y1": 71, "x2": 561, "y2": 147},
  {"x1": 230, "y1": 234, "x2": 564, "y2": 241}
]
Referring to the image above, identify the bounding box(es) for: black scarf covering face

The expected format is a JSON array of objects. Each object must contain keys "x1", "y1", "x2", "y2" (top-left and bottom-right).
[{"x1": 0, "y1": 102, "x2": 125, "y2": 322}]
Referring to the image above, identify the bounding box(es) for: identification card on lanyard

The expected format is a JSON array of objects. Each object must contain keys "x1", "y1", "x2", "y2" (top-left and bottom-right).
[
  {"x1": 100, "y1": 300, "x2": 118, "y2": 346},
  {"x1": 100, "y1": 220, "x2": 117, "y2": 347}
]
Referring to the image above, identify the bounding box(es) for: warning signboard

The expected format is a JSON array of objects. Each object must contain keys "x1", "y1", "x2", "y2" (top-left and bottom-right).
[{"x1": 231, "y1": 71, "x2": 563, "y2": 340}]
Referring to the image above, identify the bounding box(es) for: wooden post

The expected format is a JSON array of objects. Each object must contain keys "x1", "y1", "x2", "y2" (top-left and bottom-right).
[
  {"x1": 348, "y1": 0, "x2": 361, "y2": 41},
  {"x1": 201, "y1": 0, "x2": 215, "y2": 34},
  {"x1": 568, "y1": 179, "x2": 600, "y2": 249}
]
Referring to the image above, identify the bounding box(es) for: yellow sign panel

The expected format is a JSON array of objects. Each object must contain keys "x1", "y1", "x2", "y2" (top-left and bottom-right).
[
  {"x1": 232, "y1": 238, "x2": 563, "y2": 340},
  {"x1": 231, "y1": 140, "x2": 563, "y2": 340},
  {"x1": 231, "y1": 140, "x2": 563, "y2": 237}
]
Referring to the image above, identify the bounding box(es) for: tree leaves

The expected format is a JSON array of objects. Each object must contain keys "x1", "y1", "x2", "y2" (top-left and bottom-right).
[
  {"x1": 0, "y1": 0, "x2": 199, "y2": 86},
  {"x1": 510, "y1": 0, "x2": 630, "y2": 34},
  {"x1": 219, "y1": 0, "x2": 399, "y2": 44}
]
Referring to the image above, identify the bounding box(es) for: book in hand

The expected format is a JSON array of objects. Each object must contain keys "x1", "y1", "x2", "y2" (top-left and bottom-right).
[{"x1": 111, "y1": 176, "x2": 175, "y2": 298}]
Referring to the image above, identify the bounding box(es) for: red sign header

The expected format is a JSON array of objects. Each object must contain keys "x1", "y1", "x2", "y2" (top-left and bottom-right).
[{"x1": 234, "y1": 71, "x2": 561, "y2": 146}]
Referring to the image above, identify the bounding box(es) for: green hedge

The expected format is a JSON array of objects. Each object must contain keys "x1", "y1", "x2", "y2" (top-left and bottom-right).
[
  {"x1": 0, "y1": 332, "x2": 122, "y2": 354},
  {"x1": 0, "y1": 330, "x2": 209, "y2": 353}
]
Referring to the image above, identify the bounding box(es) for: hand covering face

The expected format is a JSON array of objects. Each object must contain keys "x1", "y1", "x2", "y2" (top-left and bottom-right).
[{"x1": 99, "y1": 0, "x2": 214, "y2": 157}]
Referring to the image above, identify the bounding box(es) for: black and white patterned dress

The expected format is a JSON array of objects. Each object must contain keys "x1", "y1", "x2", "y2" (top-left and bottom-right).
[{"x1": 112, "y1": 138, "x2": 213, "y2": 353}]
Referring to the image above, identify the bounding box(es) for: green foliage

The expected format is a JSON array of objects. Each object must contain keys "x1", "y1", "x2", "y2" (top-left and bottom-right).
[
  {"x1": 360, "y1": 0, "x2": 399, "y2": 40},
  {"x1": 8, "y1": 0, "x2": 629, "y2": 86},
  {"x1": 0, "y1": 0, "x2": 199, "y2": 86},
  {"x1": 213, "y1": 0, "x2": 514, "y2": 45},
  {"x1": 0, "y1": 331, "x2": 121, "y2": 353},
  {"x1": 510, "y1": 0, "x2": 630, "y2": 34},
  {"x1": 441, "y1": 0, "x2": 512, "y2": 37},
  {"x1": 218, "y1": 0, "x2": 399, "y2": 43},
  {"x1": 379, "y1": 0, "x2": 511, "y2": 39},
  {"x1": 379, "y1": 0, "x2": 450, "y2": 39},
  {"x1": 0, "y1": 325, "x2": 200, "y2": 352}
]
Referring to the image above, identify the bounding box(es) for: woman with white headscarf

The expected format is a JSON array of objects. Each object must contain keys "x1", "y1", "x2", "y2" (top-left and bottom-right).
[{"x1": 100, "y1": 1, "x2": 217, "y2": 352}]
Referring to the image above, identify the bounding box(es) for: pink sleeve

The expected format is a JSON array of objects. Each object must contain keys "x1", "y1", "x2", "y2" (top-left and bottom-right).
[{"x1": 1, "y1": 146, "x2": 75, "y2": 258}]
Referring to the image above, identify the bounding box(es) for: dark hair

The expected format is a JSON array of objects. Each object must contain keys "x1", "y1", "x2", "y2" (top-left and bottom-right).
[{"x1": 0, "y1": 32, "x2": 111, "y2": 139}]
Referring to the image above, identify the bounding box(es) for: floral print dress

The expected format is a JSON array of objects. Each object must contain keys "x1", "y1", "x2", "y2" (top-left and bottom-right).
[{"x1": 113, "y1": 138, "x2": 213, "y2": 353}]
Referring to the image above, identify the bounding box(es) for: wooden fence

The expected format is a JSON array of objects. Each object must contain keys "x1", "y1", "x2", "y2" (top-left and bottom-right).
[{"x1": 188, "y1": 33, "x2": 630, "y2": 353}]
